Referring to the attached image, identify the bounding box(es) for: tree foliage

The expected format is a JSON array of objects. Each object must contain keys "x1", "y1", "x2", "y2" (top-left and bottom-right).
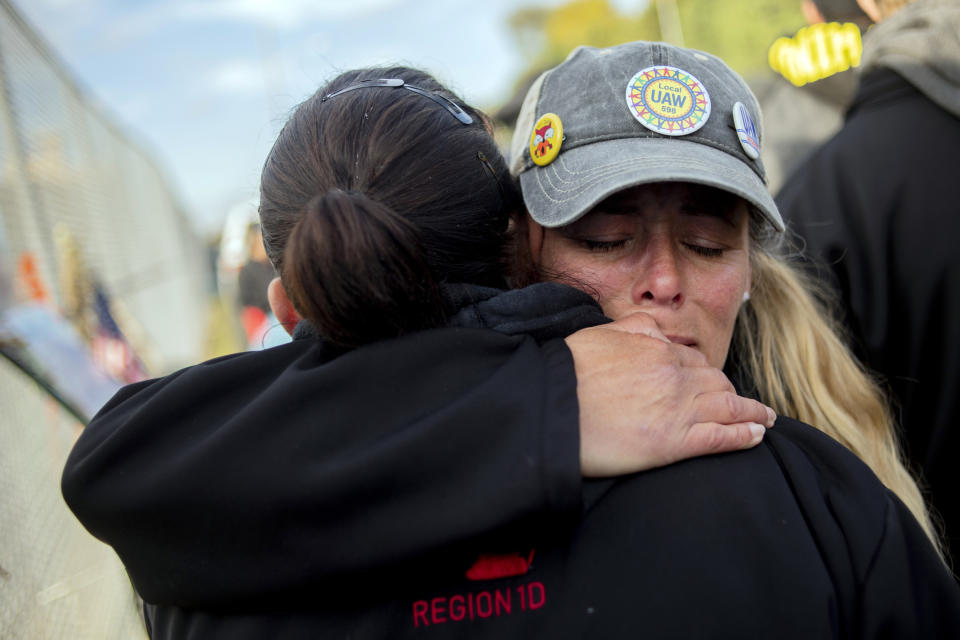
[{"x1": 507, "y1": 0, "x2": 806, "y2": 79}]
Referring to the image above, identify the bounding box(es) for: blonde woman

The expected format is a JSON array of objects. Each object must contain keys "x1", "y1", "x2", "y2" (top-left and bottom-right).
[{"x1": 508, "y1": 40, "x2": 942, "y2": 553}]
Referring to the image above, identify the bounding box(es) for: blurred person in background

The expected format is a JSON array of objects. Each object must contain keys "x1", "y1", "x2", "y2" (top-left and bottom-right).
[
  {"x1": 761, "y1": 0, "x2": 873, "y2": 193},
  {"x1": 777, "y1": 0, "x2": 960, "y2": 565},
  {"x1": 64, "y1": 45, "x2": 960, "y2": 637},
  {"x1": 236, "y1": 222, "x2": 283, "y2": 349}
]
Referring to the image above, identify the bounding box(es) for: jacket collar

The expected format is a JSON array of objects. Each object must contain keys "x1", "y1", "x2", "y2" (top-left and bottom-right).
[{"x1": 292, "y1": 282, "x2": 608, "y2": 345}]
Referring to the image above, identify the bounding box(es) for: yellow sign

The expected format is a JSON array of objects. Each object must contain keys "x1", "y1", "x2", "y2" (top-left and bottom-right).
[{"x1": 769, "y1": 22, "x2": 863, "y2": 87}]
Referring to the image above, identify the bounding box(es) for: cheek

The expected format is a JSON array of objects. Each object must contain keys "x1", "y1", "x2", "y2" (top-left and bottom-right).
[
  {"x1": 690, "y1": 260, "x2": 749, "y2": 365},
  {"x1": 696, "y1": 269, "x2": 743, "y2": 317},
  {"x1": 539, "y1": 243, "x2": 633, "y2": 308}
]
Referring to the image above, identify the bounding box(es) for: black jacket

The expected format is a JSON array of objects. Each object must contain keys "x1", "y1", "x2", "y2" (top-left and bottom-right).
[
  {"x1": 776, "y1": 68, "x2": 960, "y2": 562},
  {"x1": 62, "y1": 283, "x2": 960, "y2": 638}
]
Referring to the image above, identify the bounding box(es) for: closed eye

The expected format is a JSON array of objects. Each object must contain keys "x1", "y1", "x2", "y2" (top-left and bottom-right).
[
  {"x1": 684, "y1": 243, "x2": 724, "y2": 257},
  {"x1": 578, "y1": 238, "x2": 629, "y2": 252}
]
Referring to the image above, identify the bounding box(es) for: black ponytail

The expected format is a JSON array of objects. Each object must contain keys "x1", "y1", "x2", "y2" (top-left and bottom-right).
[
  {"x1": 259, "y1": 66, "x2": 518, "y2": 348},
  {"x1": 282, "y1": 191, "x2": 446, "y2": 347}
]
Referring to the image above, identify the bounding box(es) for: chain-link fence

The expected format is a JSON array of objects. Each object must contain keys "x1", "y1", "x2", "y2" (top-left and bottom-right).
[
  {"x1": 0, "y1": 359, "x2": 147, "y2": 639},
  {"x1": 0, "y1": 0, "x2": 210, "y2": 374},
  {"x1": 1, "y1": 0, "x2": 214, "y2": 636}
]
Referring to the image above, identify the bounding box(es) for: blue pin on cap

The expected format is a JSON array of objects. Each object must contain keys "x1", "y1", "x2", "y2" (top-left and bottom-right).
[{"x1": 732, "y1": 101, "x2": 760, "y2": 160}]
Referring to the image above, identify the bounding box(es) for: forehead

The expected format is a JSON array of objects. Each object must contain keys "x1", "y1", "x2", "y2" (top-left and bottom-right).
[{"x1": 590, "y1": 182, "x2": 746, "y2": 219}]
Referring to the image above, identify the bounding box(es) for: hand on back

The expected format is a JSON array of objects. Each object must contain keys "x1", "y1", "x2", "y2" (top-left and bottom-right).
[{"x1": 566, "y1": 312, "x2": 776, "y2": 477}]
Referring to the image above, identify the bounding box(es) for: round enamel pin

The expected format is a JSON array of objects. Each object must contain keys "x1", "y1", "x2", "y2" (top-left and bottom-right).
[
  {"x1": 732, "y1": 101, "x2": 760, "y2": 159},
  {"x1": 625, "y1": 65, "x2": 710, "y2": 136},
  {"x1": 529, "y1": 113, "x2": 563, "y2": 166}
]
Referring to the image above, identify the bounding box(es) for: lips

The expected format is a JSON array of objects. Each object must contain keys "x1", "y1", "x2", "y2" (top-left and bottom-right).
[{"x1": 665, "y1": 335, "x2": 697, "y2": 347}]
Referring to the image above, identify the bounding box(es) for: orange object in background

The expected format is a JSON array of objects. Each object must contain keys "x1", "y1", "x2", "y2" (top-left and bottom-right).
[
  {"x1": 17, "y1": 253, "x2": 49, "y2": 303},
  {"x1": 240, "y1": 306, "x2": 267, "y2": 343}
]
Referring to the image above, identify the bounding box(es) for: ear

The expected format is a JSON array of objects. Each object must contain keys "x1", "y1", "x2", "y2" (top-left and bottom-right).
[
  {"x1": 268, "y1": 277, "x2": 302, "y2": 336},
  {"x1": 745, "y1": 262, "x2": 752, "y2": 301}
]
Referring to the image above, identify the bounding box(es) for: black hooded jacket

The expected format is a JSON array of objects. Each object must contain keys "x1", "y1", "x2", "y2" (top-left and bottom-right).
[
  {"x1": 776, "y1": 0, "x2": 960, "y2": 562},
  {"x1": 62, "y1": 283, "x2": 960, "y2": 638},
  {"x1": 777, "y1": 68, "x2": 960, "y2": 563}
]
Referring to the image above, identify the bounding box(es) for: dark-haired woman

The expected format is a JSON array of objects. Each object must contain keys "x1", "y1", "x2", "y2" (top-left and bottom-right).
[{"x1": 63, "y1": 62, "x2": 959, "y2": 638}]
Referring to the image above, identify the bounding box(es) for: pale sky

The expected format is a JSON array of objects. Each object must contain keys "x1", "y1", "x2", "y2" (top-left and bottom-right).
[{"x1": 12, "y1": 0, "x2": 647, "y2": 235}]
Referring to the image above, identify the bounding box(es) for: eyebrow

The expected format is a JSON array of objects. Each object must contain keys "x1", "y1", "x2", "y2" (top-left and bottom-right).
[
  {"x1": 677, "y1": 201, "x2": 740, "y2": 228},
  {"x1": 593, "y1": 198, "x2": 741, "y2": 228}
]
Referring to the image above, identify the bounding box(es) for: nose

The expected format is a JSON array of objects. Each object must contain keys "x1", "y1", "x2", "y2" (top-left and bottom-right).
[{"x1": 632, "y1": 237, "x2": 684, "y2": 307}]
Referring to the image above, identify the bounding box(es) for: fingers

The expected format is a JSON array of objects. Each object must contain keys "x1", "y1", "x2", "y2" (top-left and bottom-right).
[
  {"x1": 604, "y1": 312, "x2": 670, "y2": 343},
  {"x1": 693, "y1": 391, "x2": 777, "y2": 427},
  {"x1": 602, "y1": 325, "x2": 713, "y2": 369},
  {"x1": 681, "y1": 421, "x2": 768, "y2": 458},
  {"x1": 671, "y1": 341, "x2": 711, "y2": 368},
  {"x1": 611, "y1": 315, "x2": 712, "y2": 368},
  {"x1": 571, "y1": 315, "x2": 713, "y2": 369}
]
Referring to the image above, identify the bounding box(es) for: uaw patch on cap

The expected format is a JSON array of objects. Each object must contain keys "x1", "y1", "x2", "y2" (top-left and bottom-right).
[
  {"x1": 732, "y1": 101, "x2": 760, "y2": 160},
  {"x1": 529, "y1": 113, "x2": 563, "y2": 166},
  {"x1": 626, "y1": 65, "x2": 710, "y2": 136}
]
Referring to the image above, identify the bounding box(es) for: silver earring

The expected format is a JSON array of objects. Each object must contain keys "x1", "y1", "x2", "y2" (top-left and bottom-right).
[{"x1": 742, "y1": 291, "x2": 751, "y2": 303}]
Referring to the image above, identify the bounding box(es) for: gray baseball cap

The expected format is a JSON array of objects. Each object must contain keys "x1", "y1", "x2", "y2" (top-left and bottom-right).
[{"x1": 509, "y1": 41, "x2": 784, "y2": 232}]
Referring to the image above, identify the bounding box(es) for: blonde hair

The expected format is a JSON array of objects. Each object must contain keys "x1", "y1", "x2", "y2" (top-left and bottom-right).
[{"x1": 733, "y1": 228, "x2": 942, "y2": 555}]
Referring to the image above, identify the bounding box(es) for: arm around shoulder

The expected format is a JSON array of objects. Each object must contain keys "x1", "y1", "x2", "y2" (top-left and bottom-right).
[{"x1": 61, "y1": 328, "x2": 583, "y2": 607}]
